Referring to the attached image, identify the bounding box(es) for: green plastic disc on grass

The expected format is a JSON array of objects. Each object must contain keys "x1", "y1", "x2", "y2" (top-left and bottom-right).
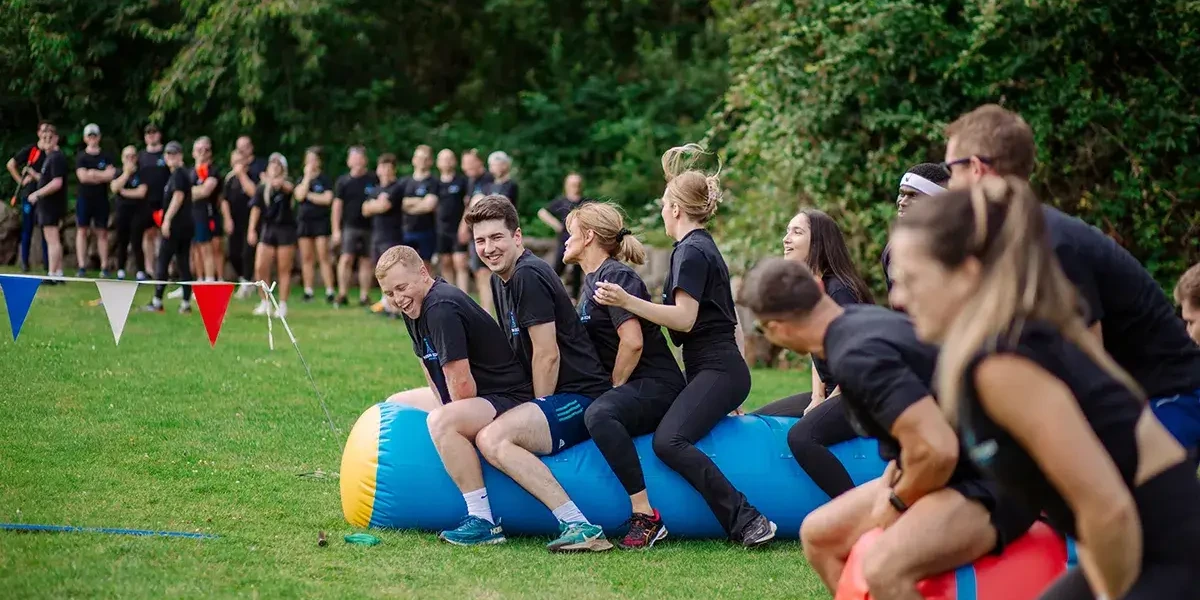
[{"x1": 344, "y1": 533, "x2": 381, "y2": 546}]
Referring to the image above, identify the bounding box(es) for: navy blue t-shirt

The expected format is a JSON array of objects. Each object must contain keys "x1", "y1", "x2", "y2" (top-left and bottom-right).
[
  {"x1": 1043, "y1": 206, "x2": 1200, "y2": 398},
  {"x1": 404, "y1": 278, "x2": 532, "y2": 404},
  {"x1": 662, "y1": 229, "x2": 739, "y2": 369},
  {"x1": 580, "y1": 258, "x2": 685, "y2": 388},
  {"x1": 492, "y1": 250, "x2": 611, "y2": 398}
]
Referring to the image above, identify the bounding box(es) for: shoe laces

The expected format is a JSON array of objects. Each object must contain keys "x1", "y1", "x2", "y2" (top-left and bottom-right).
[{"x1": 624, "y1": 513, "x2": 652, "y2": 541}]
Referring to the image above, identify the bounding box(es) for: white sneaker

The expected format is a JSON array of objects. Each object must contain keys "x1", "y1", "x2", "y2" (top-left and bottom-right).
[
  {"x1": 274, "y1": 302, "x2": 288, "y2": 319},
  {"x1": 167, "y1": 286, "x2": 185, "y2": 299},
  {"x1": 117, "y1": 269, "x2": 126, "y2": 280},
  {"x1": 252, "y1": 300, "x2": 270, "y2": 316},
  {"x1": 235, "y1": 280, "x2": 252, "y2": 300}
]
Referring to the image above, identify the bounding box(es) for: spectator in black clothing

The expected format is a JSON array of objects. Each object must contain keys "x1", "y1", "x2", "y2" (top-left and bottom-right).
[
  {"x1": 434, "y1": 148, "x2": 470, "y2": 292},
  {"x1": 458, "y1": 148, "x2": 494, "y2": 313},
  {"x1": 1177, "y1": 263, "x2": 1200, "y2": 345},
  {"x1": 223, "y1": 149, "x2": 258, "y2": 296},
  {"x1": 362, "y1": 153, "x2": 402, "y2": 315},
  {"x1": 399, "y1": 145, "x2": 439, "y2": 271},
  {"x1": 135, "y1": 124, "x2": 169, "y2": 280},
  {"x1": 110, "y1": 146, "x2": 148, "y2": 280},
  {"x1": 882, "y1": 163, "x2": 949, "y2": 297},
  {"x1": 189, "y1": 137, "x2": 221, "y2": 282},
  {"x1": 73, "y1": 123, "x2": 116, "y2": 277},
  {"x1": 144, "y1": 141, "x2": 195, "y2": 313},
  {"x1": 333, "y1": 146, "x2": 379, "y2": 307},
  {"x1": 752, "y1": 208, "x2": 874, "y2": 501},
  {"x1": 538, "y1": 172, "x2": 588, "y2": 299},
  {"x1": 247, "y1": 153, "x2": 296, "y2": 319},
  {"x1": 294, "y1": 146, "x2": 336, "y2": 303},
  {"x1": 5, "y1": 121, "x2": 53, "y2": 272},
  {"x1": 26, "y1": 128, "x2": 68, "y2": 280}
]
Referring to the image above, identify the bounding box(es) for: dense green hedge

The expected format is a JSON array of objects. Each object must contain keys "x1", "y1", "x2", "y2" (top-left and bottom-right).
[{"x1": 710, "y1": 0, "x2": 1200, "y2": 295}]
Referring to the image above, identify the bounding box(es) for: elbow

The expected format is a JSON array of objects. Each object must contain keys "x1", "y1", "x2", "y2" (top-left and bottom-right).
[
  {"x1": 907, "y1": 436, "x2": 959, "y2": 482},
  {"x1": 1082, "y1": 494, "x2": 1139, "y2": 539},
  {"x1": 677, "y1": 315, "x2": 697, "y2": 333}
]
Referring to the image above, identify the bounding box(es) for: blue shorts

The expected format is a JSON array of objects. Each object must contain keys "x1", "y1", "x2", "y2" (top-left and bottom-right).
[
  {"x1": 532, "y1": 393, "x2": 595, "y2": 455},
  {"x1": 403, "y1": 230, "x2": 436, "y2": 261},
  {"x1": 76, "y1": 197, "x2": 110, "y2": 228},
  {"x1": 1152, "y1": 389, "x2": 1200, "y2": 451},
  {"x1": 193, "y1": 218, "x2": 214, "y2": 243}
]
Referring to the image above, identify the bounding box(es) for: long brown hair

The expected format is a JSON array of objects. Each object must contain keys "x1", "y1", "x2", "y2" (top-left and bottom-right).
[
  {"x1": 894, "y1": 176, "x2": 1142, "y2": 421},
  {"x1": 565, "y1": 202, "x2": 646, "y2": 265},
  {"x1": 798, "y1": 208, "x2": 874, "y2": 304}
]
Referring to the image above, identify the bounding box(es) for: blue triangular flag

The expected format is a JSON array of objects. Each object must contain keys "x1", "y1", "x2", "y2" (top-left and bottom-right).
[{"x1": 0, "y1": 275, "x2": 42, "y2": 341}]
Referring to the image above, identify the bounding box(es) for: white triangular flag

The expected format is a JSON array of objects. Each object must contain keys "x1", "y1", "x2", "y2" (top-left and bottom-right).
[{"x1": 95, "y1": 281, "x2": 139, "y2": 345}]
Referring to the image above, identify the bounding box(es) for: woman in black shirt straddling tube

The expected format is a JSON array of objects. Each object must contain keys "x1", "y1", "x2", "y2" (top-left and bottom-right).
[
  {"x1": 593, "y1": 144, "x2": 777, "y2": 547},
  {"x1": 889, "y1": 176, "x2": 1200, "y2": 600}
]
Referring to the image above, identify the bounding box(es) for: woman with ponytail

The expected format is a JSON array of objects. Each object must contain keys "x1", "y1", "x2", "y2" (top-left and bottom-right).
[
  {"x1": 564, "y1": 202, "x2": 686, "y2": 549},
  {"x1": 593, "y1": 144, "x2": 777, "y2": 547},
  {"x1": 889, "y1": 175, "x2": 1200, "y2": 600}
]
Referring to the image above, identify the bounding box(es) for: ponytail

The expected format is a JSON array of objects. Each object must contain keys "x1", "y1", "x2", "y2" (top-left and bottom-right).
[
  {"x1": 661, "y1": 143, "x2": 723, "y2": 222},
  {"x1": 566, "y1": 202, "x2": 646, "y2": 265}
]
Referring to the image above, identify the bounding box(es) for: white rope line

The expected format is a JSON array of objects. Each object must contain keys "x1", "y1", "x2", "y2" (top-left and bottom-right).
[{"x1": 0, "y1": 273, "x2": 260, "y2": 287}]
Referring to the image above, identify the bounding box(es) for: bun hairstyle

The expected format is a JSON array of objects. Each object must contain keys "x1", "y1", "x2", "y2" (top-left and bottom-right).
[
  {"x1": 894, "y1": 176, "x2": 1143, "y2": 421},
  {"x1": 661, "y1": 143, "x2": 723, "y2": 223},
  {"x1": 565, "y1": 202, "x2": 646, "y2": 265}
]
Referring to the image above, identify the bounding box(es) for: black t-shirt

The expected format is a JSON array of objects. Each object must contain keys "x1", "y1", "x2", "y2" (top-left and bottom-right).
[
  {"x1": 370, "y1": 179, "x2": 405, "y2": 243},
  {"x1": 468, "y1": 172, "x2": 494, "y2": 198},
  {"x1": 436, "y1": 173, "x2": 469, "y2": 232},
  {"x1": 402, "y1": 174, "x2": 438, "y2": 234},
  {"x1": 37, "y1": 150, "x2": 69, "y2": 212},
  {"x1": 959, "y1": 321, "x2": 1143, "y2": 537},
  {"x1": 881, "y1": 242, "x2": 894, "y2": 292},
  {"x1": 825, "y1": 304, "x2": 976, "y2": 489},
  {"x1": 137, "y1": 149, "x2": 169, "y2": 208},
  {"x1": 189, "y1": 163, "x2": 223, "y2": 221},
  {"x1": 1044, "y1": 206, "x2": 1200, "y2": 398},
  {"x1": 116, "y1": 171, "x2": 143, "y2": 203},
  {"x1": 482, "y1": 178, "x2": 519, "y2": 212},
  {"x1": 297, "y1": 173, "x2": 333, "y2": 223},
  {"x1": 163, "y1": 168, "x2": 194, "y2": 226},
  {"x1": 547, "y1": 196, "x2": 589, "y2": 241},
  {"x1": 222, "y1": 160, "x2": 268, "y2": 216},
  {"x1": 662, "y1": 229, "x2": 739, "y2": 368},
  {"x1": 492, "y1": 250, "x2": 611, "y2": 398},
  {"x1": 251, "y1": 181, "x2": 296, "y2": 226},
  {"x1": 405, "y1": 278, "x2": 533, "y2": 404},
  {"x1": 579, "y1": 259, "x2": 685, "y2": 388},
  {"x1": 812, "y1": 276, "x2": 862, "y2": 389},
  {"x1": 12, "y1": 144, "x2": 46, "y2": 197},
  {"x1": 335, "y1": 172, "x2": 379, "y2": 230},
  {"x1": 74, "y1": 150, "x2": 113, "y2": 203}
]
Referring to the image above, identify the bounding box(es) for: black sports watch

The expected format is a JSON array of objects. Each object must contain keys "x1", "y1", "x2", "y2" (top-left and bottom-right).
[{"x1": 888, "y1": 490, "x2": 909, "y2": 513}]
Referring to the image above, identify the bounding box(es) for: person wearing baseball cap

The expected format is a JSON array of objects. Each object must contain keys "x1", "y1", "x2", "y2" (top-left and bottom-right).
[
  {"x1": 75, "y1": 123, "x2": 117, "y2": 277},
  {"x1": 143, "y1": 141, "x2": 195, "y2": 313}
]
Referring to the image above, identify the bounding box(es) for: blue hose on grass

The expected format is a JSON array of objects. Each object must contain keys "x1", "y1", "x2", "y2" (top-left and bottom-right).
[{"x1": 0, "y1": 523, "x2": 218, "y2": 539}]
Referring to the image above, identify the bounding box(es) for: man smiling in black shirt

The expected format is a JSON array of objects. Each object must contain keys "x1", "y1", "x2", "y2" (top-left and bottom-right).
[
  {"x1": 461, "y1": 195, "x2": 616, "y2": 553},
  {"x1": 377, "y1": 244, "x2": 531, "y2": 547},
  {"x1": 739, "y1": 257, "x2": 1035, "y2": 599}
]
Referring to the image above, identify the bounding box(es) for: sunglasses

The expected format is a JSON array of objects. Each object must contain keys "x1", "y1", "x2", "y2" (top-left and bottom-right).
[{"x1": 938, "y1": 155, "x2": 992, "y2": 174}]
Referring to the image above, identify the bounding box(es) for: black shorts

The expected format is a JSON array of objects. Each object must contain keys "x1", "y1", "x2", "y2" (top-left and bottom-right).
[
  {"x1": 298, "y1": 219, "x2": 332, "y2": 239},
  {"x1": 210, "y1": 212, "x2": 225, "y2": 236},
  {"x1": 482, "y1": 393, "x2": 529, "y2": 417},
  {"x1": 36, "y1": 200, "x2": 65, "y2": 227},
  {"x1": 341, "y1": 227, "x2": 370, "y2": 257},
  {"x1": 76, "y1": 197, "x2": 111, "y2": 228},
  {"x1": 948, "y1": 477, "x2": 1038, "y2": 555},
  {"x1": 262, "y1": 224, "x2": 297, "y2": 247},
  {"x1": 436, "y1": 226, "x2": 467, "y2": 254}
]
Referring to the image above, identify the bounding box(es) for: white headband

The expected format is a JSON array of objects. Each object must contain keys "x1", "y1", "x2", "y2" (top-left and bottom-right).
[{"x1": 899, "y1": 172, "x2": 946, "y2": 197}]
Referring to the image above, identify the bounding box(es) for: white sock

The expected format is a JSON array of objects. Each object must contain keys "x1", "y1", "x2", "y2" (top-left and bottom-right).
[
  {"x1": 304, "y1": 287, "x2": 314, "y2": 295},
  {"x1": 463, "y1": 488, "x2": 493, "y2": 524},
  {"x1": 324, "y1": 287, "x2": 334, "y2": 295},
  {"x1": 551, "y1": 501, "x2": 587, "y2": 525}
]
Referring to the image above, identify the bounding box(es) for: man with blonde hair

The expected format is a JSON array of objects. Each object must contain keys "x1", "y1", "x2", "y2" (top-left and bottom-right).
[{"x1": 376, "y1": 244, "x2": 532, "y2": 546}]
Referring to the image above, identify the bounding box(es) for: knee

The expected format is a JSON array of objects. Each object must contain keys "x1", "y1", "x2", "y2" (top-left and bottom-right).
[
  {"x1": 474, "y1": 425, "x2": 506, "y2": 463},
  {"x1": 426, "y1": 407, "x2": 455, "y2": 441},
  {"x1": 651, "y1": 428, "x2": 685, "y2": 463},
  {"x1": 799, "y1": 507, "x2": 843, "y2": 552},
  {"x1": 583, "y1": 401, "x2": 617, "y2": 434},
  {"x1": 861, "y1": 544, "x2": 915, "y2": 598}
]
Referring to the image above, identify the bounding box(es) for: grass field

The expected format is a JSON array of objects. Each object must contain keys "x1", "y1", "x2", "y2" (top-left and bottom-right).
[{"x1": 0, "y1": 272, "x2": 827, "y2": 599}]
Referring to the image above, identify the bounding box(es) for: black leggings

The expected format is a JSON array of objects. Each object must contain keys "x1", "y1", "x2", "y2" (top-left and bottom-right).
[
  {"x1": 155, "y1": 232, "x2": 193, "y2": 301},
  {"x1": 585, "y1": 378, "x2": 681, "y2": 496},
  {"x1": 653, "y1": 350, "x2": 761, "y2": 537},
  {"x1": 1038, "y1": 566, "x2": 1195, "y2": 599},
  {"x1": 113, "y1": 201, "x2": 139, "y2": 272},
  {"x1": 128, "y1": 204, "x2": 155, "y2": 273},
  {"x1": 753, "y1": 393, "x2": 859, "y2": 498}
]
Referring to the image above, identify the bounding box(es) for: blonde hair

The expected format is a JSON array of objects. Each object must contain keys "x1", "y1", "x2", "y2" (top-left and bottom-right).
[
  {"x1": 895, "y1": 176, "x2": 1142, "y2": 422},
  {"x1": 565, "y1": 202, "x2": 646, "y2": 265},
  {"x1": 1177, "y1": 263, "x2": 1200, "y2": 308},
  {"x1": 661, "y1": 143, "x2": 723, "y2": 223},
  {"x1": 374, "y1": 245, "x2": 425, "y2": 280}
]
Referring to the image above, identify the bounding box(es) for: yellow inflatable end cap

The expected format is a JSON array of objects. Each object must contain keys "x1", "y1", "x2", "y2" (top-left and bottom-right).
[{"x1": 340, "y1": 404, "x2": 382, "y2": 528}]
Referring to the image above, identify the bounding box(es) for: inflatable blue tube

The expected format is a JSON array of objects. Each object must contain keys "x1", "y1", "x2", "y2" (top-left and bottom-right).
[{"x1": 341, "y1": 402, "x2": 887, "y2": 539}]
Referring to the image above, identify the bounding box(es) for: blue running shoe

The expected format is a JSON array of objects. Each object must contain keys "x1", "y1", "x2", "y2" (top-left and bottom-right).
[
  {"x1": 547, "y1": 521, "x2": 613, "y2": 553},
  {"x1": 439, "y1": 515, "x2": 506, "y2": 546}
]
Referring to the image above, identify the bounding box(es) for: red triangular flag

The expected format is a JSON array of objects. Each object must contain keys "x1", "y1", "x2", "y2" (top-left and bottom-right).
[{"x1": 192, "y1": 283, "x2": 235, "y2": 347}]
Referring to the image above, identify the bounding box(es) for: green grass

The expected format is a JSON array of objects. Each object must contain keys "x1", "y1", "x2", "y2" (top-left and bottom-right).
[{"x1": 0, "y1": 273, "x2": 822, "y2": 599}]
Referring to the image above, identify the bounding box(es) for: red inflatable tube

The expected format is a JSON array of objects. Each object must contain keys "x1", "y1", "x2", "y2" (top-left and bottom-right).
[{"x1": 835, "y1": 521, "x2": 1068, "y2": 600}]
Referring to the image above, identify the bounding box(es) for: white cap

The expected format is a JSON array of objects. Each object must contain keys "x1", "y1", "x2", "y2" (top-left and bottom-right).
[
  {"x1": 487, "y1": 150, "x2": 512, "y2": 166},
  {"x1": 269, "y1": 152, "x2": 288, "y2": 170},
  {"x1": 83, "y1": 123, "x2": 101, "y2": 137}
]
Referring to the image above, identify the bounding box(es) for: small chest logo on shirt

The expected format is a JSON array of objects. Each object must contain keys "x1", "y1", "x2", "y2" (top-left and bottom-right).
[
  {"x1": 422, "y1": 337, "x2": 438, "y2": 362},
  {"x1": 968, "y1": 439, "x2": 999, "y2": 466},
  {"x1": 448, "y1": 185, "x2": 461, "y2": 194},
  {"x1": 98, "y1": 160, "x2": 107, "y2": 168},
  {"x1": 157, "y1": 158, "x2": 165, "y2": 167},
  {"x1": 579, "y1": 300, "x2": 591, "y2": 323},
  {"x1": 365, "y1": 185, "x2": 377, "y2": 195},
  {"x1": 312, "y1": 183, "x2": 324, "y2": 193},
  {"x1": 417, "y1": 187, "x2": 428, "y2": 195},
  {"x1": 131, "y1": 177, "x2": 140, "y2": 187},
  {"x1": 508, "y1": 312, "x2": 520, "y2": 336}
]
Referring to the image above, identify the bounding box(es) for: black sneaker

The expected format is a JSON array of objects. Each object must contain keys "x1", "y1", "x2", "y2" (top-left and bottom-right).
[
  {"x1": 19, "y1": 261, "x2": 29, "y2": 273},
  {"x1": 618, "y1": 510, "x2": 668, "y2": 549},
  {"x1": 178, "y1": 303, "x2": 192, "y2": 314},
  {"x1": 736, "y1": 514, "x2": 777, "y2": 548},
  {"x1": 334, "y1": 295, "x2": 349, "y2": 308},
  {"x1": 325, "y1": 292, "x2": 335, "y2": 305},
  {"x1": 303, "y1": 291, "x2": 314, "y2": 303},
  {"x1": 358, "y1": 296, "x2": 370, "y2": 307}
]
